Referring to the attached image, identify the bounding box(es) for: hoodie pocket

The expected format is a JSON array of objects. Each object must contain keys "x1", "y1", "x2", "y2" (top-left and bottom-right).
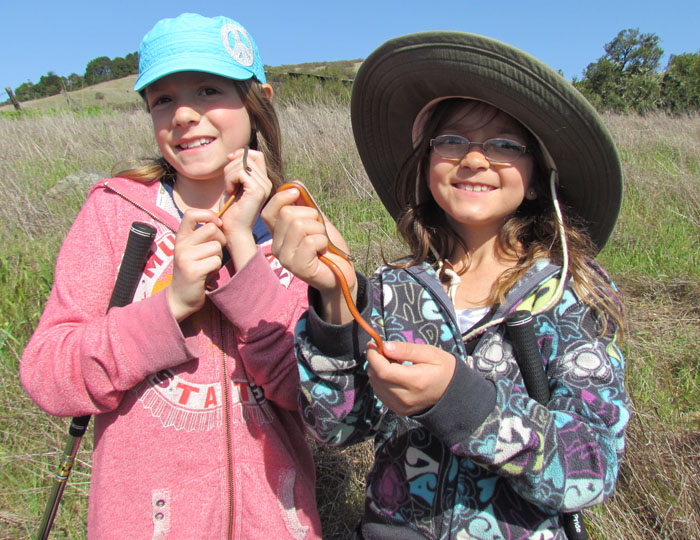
[
  {"x1": 235, "y1": 462, "x2": 310, "y2": 539},
  {"x1": 150, "y1": 468, "x2": 225, "y2": 540}
]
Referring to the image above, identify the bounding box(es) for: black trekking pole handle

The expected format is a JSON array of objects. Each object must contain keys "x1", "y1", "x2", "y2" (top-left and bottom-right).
[
  {"x1": 505, "y1": 310, "x2": 589, "y2": 540},
  {"x1": 36, "y1": 221, "x2": 157, "y2": 540}
]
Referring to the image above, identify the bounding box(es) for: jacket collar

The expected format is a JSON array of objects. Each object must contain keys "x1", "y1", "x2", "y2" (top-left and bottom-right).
[
  {"x1": 405, "y1": 258, "x2": 563, "y2": 339},
  {"x1": 494, "y1": 258, "x2": 563, "y2": 319},
  {"x1": 91, "y1": 177, "x2": 182, "y2": 232}
]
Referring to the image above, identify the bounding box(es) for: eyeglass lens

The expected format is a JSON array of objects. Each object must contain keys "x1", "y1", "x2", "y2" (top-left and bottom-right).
[{"x1": 431, "y1": 135, "x2": 526, "y2": 164}]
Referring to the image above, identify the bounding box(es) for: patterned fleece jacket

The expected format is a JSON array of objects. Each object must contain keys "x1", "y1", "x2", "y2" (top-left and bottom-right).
[
  {"x1": 21, "y1": 177, "x2": 322, "y2": 540},
  {"x1": 296, "y1": 259, "x2": 630, "y2": 539}
]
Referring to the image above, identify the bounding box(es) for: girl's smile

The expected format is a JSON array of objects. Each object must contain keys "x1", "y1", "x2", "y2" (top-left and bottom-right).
[
  {"x1": 453, "y1": 182, "x2": 495, "y2": 193},
  {"x1": 175, "y1": 137, "x2": 216, "y2": 151},
  {"x1": 146, "y1": 71, "x2": 252, "y2": 185},
  {"x1": 428, "y1": 103, "x2": 535, "y2": 237}
]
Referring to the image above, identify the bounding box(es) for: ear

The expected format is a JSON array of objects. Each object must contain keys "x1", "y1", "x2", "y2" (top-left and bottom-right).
[{"x1": 261, "y1": 83, "x2": 274, "y2": 103}]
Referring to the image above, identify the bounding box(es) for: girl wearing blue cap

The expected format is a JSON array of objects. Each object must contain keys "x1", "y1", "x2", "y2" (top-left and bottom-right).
[
  {"x1": 264, "y1": 32, "x2": 629, "y2": 539},
  {"x1": 21, "y1": 13, "x2": 322, "y2": 539}
]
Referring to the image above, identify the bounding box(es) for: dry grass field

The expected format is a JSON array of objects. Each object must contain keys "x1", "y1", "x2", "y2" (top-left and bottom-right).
[{"x1": 0, "y1": 85, "x2": 698, "y2": 539}]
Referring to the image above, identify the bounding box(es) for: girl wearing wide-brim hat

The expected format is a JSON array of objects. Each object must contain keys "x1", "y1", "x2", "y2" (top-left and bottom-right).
[{"x1": 265, "y1": 31, "x2": 630, "y2": 539}]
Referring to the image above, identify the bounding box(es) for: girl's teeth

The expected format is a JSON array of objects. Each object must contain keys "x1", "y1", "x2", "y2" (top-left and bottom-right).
[
  {"x1": 179, "y1": 138, "x2": 213, "y2": 149},
  {"x1": 458, "y1": 184, "x2": 491, "y2": 192}
]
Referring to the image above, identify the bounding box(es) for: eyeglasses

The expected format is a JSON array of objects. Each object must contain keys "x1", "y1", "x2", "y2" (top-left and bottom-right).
[{"x1": 430, "y1": 134, "x2": 528, "y2": 164}]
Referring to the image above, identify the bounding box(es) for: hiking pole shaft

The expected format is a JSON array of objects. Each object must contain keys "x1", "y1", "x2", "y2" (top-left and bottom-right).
[
  {"x1": 37, "y1": 416, "x2": 90, "y2": 540},
  {"x1": 506, "y1": 310, "x2": 589, "y2": 540},
  {"x1": 36, "y1": 222, "x2": 156, "y2": 540}
]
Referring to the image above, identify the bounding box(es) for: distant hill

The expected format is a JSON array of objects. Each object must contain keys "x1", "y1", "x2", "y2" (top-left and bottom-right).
[
  {"x1": 1, "y1": 75, "x2": 141, "y2": 112},
  {"x1": 1, "y1": 60, "x2": 363, "y2": 113},
  {"x1": 268, "y1": 59, "x2": 361, "y2": 79}
]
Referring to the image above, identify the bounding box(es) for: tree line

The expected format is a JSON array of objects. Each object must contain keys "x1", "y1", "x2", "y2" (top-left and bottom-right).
[
  {"x1": 10, "y1": 53, "x2": 138, "y2": 102},
  {"x1": 573, "y1": 28, "x2": 700, "y2": 115},
  {"x1": 5, "y1": 28, "x2": 700, "y2": 115}
]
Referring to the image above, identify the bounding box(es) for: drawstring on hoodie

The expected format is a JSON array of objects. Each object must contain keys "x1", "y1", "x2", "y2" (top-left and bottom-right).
[{"x1": 437, "y1": 259, "x2": 461, "y2": 304}]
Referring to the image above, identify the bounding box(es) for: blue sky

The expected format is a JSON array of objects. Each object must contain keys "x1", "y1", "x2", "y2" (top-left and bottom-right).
[{"x1": 2, "y1": 0, "x2": 699, "y2": 101}]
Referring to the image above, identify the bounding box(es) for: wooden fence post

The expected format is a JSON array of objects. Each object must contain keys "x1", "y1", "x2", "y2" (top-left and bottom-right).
[
  {"x1": 4, "y1": 87, "x2": 22, "y2": 110},
  {"x1": 61, "y1": 84, "x2": 77, "y2": 108}
]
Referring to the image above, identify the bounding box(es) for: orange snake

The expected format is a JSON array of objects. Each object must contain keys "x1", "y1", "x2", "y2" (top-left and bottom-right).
[
  {"x1": 216, "y1": 146, "x2": 250, "y2": 218},
  {"x1": 215, "y1": 147, "x2": 383, "y2": 354},
  {"x1": 277, "y1": 182, "x2": 384, "y2": 355}
]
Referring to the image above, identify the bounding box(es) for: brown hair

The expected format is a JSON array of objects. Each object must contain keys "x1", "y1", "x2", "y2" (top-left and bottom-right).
[
  {"x1": 391, "y1": 99, "x2": 624, "y2": 336},
  {"x1": 115, "y1": 79, "x2": 285, "y2": 188}
]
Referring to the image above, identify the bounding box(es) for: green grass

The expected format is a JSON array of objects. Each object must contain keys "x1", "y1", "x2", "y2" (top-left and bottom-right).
[
  {"x1": 601, "y1": 208, "x2": 699, "y2": 279},
  {"x1": 600, "y1": 128, "x2": 700, "y2": 281},
  {"x1": 1, "y1": 102, "x2": 698, "y2": 539}
]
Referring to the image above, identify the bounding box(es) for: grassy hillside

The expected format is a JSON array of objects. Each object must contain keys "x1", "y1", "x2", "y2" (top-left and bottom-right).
[
  {"x1": 1, "y1": 75, "x2": 141, "y2": 112},
  {"x1": 0, "y1": 95, "x2": 698, "y2": 539},
  {"x1": 0, "y1": 60, "x2": 362, "y2": 113}
]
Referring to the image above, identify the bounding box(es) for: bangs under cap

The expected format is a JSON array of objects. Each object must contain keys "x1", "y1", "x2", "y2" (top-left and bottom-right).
[
  {"x1": 134, "y1": 13, "x2": 266, "y2": 92},
  {"x1": 351, "y1": 31, "x2": 623, "y2": 251}
]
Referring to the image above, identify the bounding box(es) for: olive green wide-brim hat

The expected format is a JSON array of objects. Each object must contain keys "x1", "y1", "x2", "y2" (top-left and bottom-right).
[{"x1": 351, "y1": 31, "x2": 623, "y2": 251}]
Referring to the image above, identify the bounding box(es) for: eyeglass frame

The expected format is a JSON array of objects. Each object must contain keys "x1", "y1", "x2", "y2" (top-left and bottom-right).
[{"x1": 429, "y1": 134, "x2": 529, "y2": 165}]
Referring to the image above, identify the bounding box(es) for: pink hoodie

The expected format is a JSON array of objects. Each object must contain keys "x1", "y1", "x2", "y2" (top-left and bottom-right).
[{"x1": 21, "y1": 177, "x2": 322, "y2": 539}]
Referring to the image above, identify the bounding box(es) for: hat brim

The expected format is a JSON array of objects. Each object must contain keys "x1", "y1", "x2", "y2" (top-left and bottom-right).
[{"x1": 350, "y1": 31, "x2": 622, "y2": 251}]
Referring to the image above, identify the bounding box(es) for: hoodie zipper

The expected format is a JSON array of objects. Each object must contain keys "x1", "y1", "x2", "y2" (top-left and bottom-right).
[
  {"x1": 107, "y1": 180, "x2": 237, "y2": 535},
  {"x1": 220, "y1": 316, "x2": 235, "y2": 539}
]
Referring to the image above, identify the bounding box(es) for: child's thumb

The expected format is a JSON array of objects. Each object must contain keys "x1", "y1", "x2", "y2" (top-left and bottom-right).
[{"x1": 369, "y1": 340, "x2": 416, "y2": 365}]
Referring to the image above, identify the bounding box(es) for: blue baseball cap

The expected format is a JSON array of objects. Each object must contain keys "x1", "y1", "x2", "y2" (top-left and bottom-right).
[{"x1": 134, "y1": 13, "x2": 266, "y2": 92}]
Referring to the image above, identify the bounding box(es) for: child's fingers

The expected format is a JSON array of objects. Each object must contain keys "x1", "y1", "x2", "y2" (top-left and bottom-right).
[
  {"x1": 263, "y1": 182, "x2": 356, "y2": 292},
  {"x1": 175, "y1": 218, "x2": 225, "y2": 271},
  {"x1": 180, "y1": 239, "x2": 225, "y2": 265},
  {"x1": 366, "y1": 343, "x2": 406, "y2": 381},
  {"x1": 366, "y1": 341, "x2": 456, "y2": 416},
  {"x1": 180, "y1": 209, "x2": 223, "y2": 233},
  {"x1": 276, "y1": 213, "x2": 329, "y2": 264},
  {"x1": 219, "y1": 149, "x2": 272, "y2": 226},
  {"x1": 169, "y1": 212, "x2": 226, "y2": 321},
  {"x1": 261, "y1": 184, "x2": 309, "y2": 235},
  {"x1": 277, "y1": 181, "x2": 351, "y2": 256},
  {"x1": 367, "y1": 341, "x2": 456, "y2": 388},
  {"x1": 264, "y1": 196, "x2": 324, "y2": 258},
  {"x1": 175, "y1": 211, "x2": 227, "y2": 273},
  {"x1": 178, "y1": 217, "x2": 227, "y2": 251},
  {"x1": 261, "y1": 185, "x2": 302, "y2": 229},
  {"x1": 366, "y1": 346, "x2": 390, "y2": 377},
  {"x1": 225, "y1": 147, "x2": 270, "y2": 192},
  {"x1": 228, "y1": 157, "x2": 271, "y2": 196},
  {"x1": 377, "y1": 341, "x2": 453, "y2": 367},
  {"x1": 274, "y1": 212, "x2": 344, "y2": 289}
]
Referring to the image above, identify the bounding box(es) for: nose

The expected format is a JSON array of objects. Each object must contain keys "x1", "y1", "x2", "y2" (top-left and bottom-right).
[
  {"x1": 460, "y1": 145, "x2": 490, "y2": 170},
  {"x1": 172, "y1": 102, "x2": 200, "y2": 127}
]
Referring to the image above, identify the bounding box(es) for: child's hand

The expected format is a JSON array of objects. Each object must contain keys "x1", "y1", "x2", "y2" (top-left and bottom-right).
[
  {"x1": 168, "y1": 209, "x2": 226, "y2": 321},
  {"x1": 261, "y1": 183, "x2": 356, "y2": 324},
  {"x1": 366, "y1": 341, "x2": 456, "y2": 416},
  {"x1": 220, "y1": 147, "x2": 272, "y2": 231},
  {"x1": 220, "y1": 147, "x2": 273, "y2": 270}
]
